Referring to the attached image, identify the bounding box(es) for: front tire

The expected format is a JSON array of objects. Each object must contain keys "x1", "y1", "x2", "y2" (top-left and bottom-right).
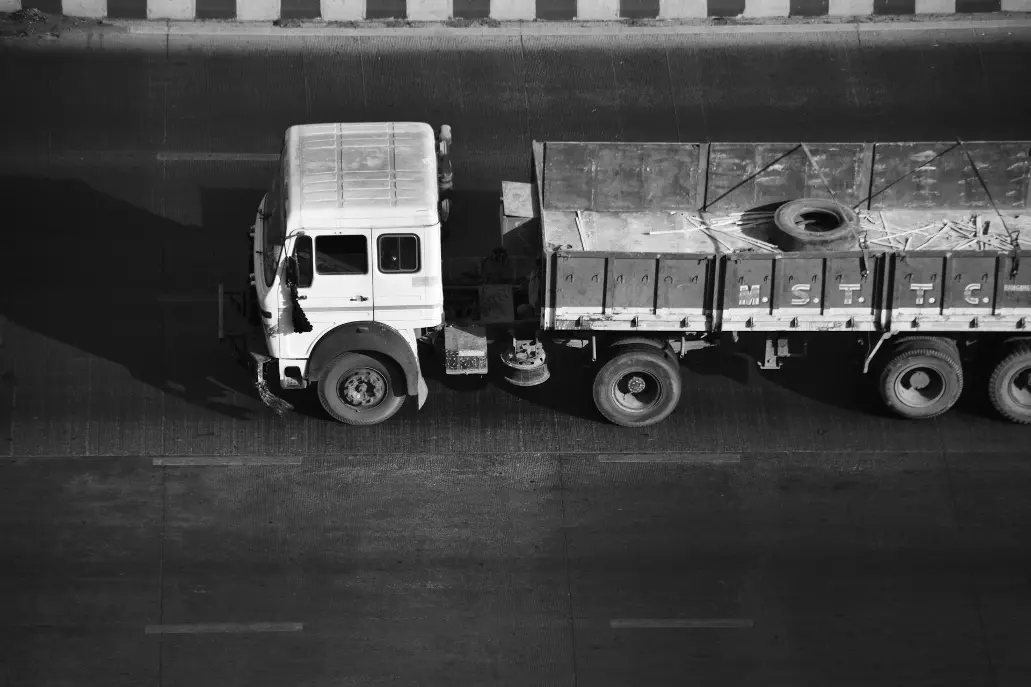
[
  {"x1": 592, "y1": 346, "x2": 682, "y2": 428},
  {"x1": 877, "y1": 342, "x2": 963, "y2": 420},
  {"x1": 317, "y1": 352, "x2": 406, "y2": 426},
  {"x1": 988, "y1": 345, "x2": 1031, "y2": 424}
]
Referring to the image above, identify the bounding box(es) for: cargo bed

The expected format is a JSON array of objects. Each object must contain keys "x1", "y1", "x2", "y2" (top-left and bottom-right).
[{"x1": 527, "y1": 140, "x2": 1031, "y2": 334}]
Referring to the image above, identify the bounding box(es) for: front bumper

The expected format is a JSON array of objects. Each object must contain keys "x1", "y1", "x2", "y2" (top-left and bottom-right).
[{"x1": 218, "y1": 282, "x2": 293, "y2": 416}]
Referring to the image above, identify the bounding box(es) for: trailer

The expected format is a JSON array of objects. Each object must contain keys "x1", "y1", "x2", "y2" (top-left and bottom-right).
[{"x1": 220, "y1": 123, "x2": 1031, "y2": 427}]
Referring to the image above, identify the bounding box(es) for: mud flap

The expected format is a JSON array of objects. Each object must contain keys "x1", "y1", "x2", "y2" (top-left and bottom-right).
[
  {"x1": 219, "y1": 282, "x2": 294, "y2": 417},
  {"x1": 251, "y1": 352, "x2": 294, "y2": 417},
  {"x1": 417, "y1": 374, "x2": 428, "y2": 410}
]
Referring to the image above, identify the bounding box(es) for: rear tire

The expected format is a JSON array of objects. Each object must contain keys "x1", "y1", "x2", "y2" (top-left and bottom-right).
[
  {"x1": 877, "y1": 343, "x2": 963, "y2": 420},
  {"x1": 988, "y1": 346, "x2": 1031, "y2": 424},
  {"x1": 592, "y1": 346, "x2": 682, "y2": 428},
  {"x1": 317, "y1": 352, "x2": 406, "y2": 426}
]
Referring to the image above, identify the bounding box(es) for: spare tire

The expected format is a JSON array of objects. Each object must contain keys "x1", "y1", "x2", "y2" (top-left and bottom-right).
[{"x1": 773, "y1": 198, "x2": 860, "y2": 252}]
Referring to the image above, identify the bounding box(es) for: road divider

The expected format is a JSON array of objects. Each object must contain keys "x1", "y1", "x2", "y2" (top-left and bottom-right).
[{"x1": 3, "y1": 0, "x2": 1028, "y2": 25}]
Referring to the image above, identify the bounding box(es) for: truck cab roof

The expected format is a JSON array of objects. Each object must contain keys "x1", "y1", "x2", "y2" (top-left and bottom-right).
[{"x1": 285, "y1": 122, "x2": 440, "y2": 231}]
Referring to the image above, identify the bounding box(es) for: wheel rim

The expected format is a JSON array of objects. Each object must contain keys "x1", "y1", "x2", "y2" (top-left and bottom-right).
[
  {"x1": 1007, "y1": 365, "x2": 1031, "y2": 410},
  {"x1": 339, "y1": 368, "x2": 387, "y2": 409},
  {"x1": 611, "y1": 369, "x2": 662, "y2": 413},
  {"x1": 894, "y1": 366, "x2": 947, "y2": 409}
]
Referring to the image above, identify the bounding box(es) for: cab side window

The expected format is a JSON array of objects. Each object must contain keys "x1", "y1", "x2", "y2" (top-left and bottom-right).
[
  {"x1": 378, "y1": 234, "x2": 420, "y2": 274},
  {"x1": 316, "y1": 235, "x2": 368, "y2": 275}
]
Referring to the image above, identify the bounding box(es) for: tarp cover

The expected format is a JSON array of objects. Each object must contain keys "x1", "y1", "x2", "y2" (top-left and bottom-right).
[{"x1": 540, "y1": 141, "x2": 1031, "y2": 214}]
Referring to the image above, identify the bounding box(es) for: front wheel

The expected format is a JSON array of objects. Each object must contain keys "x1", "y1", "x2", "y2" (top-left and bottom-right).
[
  {"x1": 317, "y1": 352, "x2": 406, "y2": 426},
  {"x1": 592, "y1": 347, "x2": 682, "y2": 428},
  {"x1": 988, "y1": 345, "x2": 1031, "y2": 424}
]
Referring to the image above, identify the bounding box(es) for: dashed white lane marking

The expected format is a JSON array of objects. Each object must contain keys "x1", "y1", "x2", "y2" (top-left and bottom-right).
[
  {"x1": 145, "y1": 622, "x2": 303, "y2": 635},
  {"x1": 598, "y1": 453, "x2": 741, "y2": 464},
  {"x1": 152, "y1": 456, "x2": 303, "y2": 466},
  {"x1": 611, "y1": 618, "x2": 754, "y2": 629}
]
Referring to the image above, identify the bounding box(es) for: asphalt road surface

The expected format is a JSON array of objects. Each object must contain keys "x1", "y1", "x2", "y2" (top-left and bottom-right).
[{"x1": 1, "y1": 23, "x2": 1030, "y2": 687}]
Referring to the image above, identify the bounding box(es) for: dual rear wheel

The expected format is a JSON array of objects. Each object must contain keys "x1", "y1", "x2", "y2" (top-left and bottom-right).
[{"x1": 877, "y1": 337, "x2": 1031, "y2": 424}]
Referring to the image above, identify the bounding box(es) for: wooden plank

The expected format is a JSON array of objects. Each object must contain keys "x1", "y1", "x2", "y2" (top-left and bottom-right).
[
  {"x1": 610, "y1": 258, "x2": 657, "y2": 310},
  {"x1": 696, "y1": 143, "x2": 710, "y2": 211},
  {"x1": 723, "y1": 256, "x2": 774, "y2": 312},
  {"x1": 772, "y1": 257, "x2": 825, "y2": 312},
  {"x1": 996, "y1": 255, "x2": 1031, "y2": 310},
  {"x1": 943, "y1": 256, "x2": 996, "y2": 311},
  {"x1": 892, "y1": 255, "x2": 946, "y2": 313},
  {"x1": 869, "y1": 142, "x2": 1031, "y2": 211},
  {"x1": 961, "y1": 142, "x2": 1031, "y2": 211},
  {"x1": 704, "y1": 144, "x2": 864, "y2": 213},
  {"x1": 657, "y1": 257, "x2": 711, "y2": 311},
  {"x1": 542, "y1": 142, "x2": 701, "y2": 212},
  {"x1": 859, "y1": 143, "x2": 875, "y2": 211},
  {"x1": 554, "y1": 255, "x2": 606, "y2": 309}
]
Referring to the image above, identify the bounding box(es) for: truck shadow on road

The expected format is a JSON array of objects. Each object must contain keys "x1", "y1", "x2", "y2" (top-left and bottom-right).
[
  {"x1": 683, "y1": 342, "x2": 890, "y2": 416},
  {"x1": 0, "y1": 176, "x2": 267, "y2": 421}
]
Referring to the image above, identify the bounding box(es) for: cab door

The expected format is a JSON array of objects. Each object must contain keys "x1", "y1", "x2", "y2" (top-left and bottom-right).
[
  {"x1": 281, "y1": 230, "x2": 374, "y2": 360},
  {"x1": 372, "y1": 231, "x2": 431, "y2": 330}
]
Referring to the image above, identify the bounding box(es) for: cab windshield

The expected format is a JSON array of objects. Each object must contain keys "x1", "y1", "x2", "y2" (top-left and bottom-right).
[{"x1": 262, "y1": 160, "x2": 285, "y2": 288}]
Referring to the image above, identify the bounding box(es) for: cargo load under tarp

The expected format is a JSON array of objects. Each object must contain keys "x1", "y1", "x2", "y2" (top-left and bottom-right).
[
  {"x1": 527, "y1": 140, "x2": 1031, "y2": 334},
  {"x1": 533, "y1": 140, "x2": 1031, "y2": 255}
]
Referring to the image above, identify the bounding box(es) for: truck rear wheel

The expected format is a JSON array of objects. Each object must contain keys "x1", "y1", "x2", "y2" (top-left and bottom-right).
[
  {"x1": 877, "y1": 343, "x2": 963, "y2": 420},
  {"x1": 317, "y1": 352, "x2": 406, "y2": 426},
  {"x1": 988, "y1": 346, "x2": 1031, "y2": 424},
  {"x1": 592, "y1": 346, "x2": 682, "y2": 428}
]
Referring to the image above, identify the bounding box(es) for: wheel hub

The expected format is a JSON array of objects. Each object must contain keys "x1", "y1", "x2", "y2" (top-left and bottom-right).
[
  {"x1": 895, "y1": 366, "x2": 946, "y2": 408},
  {"x1": 1011, "y1": 367, "x2": 1031, "y2": 408},
  {"x1": 341, "y1": 369, "x2": 386, "y2": 407},
  {"x1": 909, "y1": 371, "x2": 931, "y2": 390},
  {"x1": 613, "y1": 370, "x2": 660, "y2": 412},
  {"x1": 626, "y1": 375, "x2": 647, "y2": 394}
]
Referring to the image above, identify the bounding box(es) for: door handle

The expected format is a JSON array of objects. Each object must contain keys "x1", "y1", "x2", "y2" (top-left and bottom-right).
[
  {"x1": 350, "y1": 295, "x2": 369, "y2": 302},
  {"x1": 296, "y1": 295, "x2": 307, "y2": 300}
]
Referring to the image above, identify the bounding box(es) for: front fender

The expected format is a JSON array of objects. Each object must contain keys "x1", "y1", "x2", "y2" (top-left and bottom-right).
[{"x1": 307, "y1": 321, "x2": 421, "y2": 397}]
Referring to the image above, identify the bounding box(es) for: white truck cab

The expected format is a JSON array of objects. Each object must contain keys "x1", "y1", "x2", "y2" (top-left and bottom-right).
[{"x1": 227, "y1": 121, "x2": 452, "y2": 424}]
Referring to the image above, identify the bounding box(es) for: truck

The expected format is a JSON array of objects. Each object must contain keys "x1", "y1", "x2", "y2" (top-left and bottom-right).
[{"x1": 219, "y1": 122, "x2": 1031, "y2": 428}]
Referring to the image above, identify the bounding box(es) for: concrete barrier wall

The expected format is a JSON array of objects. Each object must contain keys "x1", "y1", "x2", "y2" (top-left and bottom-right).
[{"x1": 9, "y1": 0, "x2": 1027, "y2": 20}]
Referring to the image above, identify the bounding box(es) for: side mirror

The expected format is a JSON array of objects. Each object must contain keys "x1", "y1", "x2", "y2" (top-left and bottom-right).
[{"x1": 285, "y1": 256, "x2": 298, "y2": 287}]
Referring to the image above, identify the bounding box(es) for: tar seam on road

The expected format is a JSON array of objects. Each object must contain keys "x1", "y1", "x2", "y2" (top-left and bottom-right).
[
  {"x1": 598, "y1": 453, "x2": 742, "y2": 463},
  {"x1": 152, "y1": 456, "x2": 304, "y2": 466},
  {"x1": 156, "y1": 152, "x2": 280, "y2": 162},
  {"x1": 557, "y1": 459, "x2": 579, "y2": 687},
  {"x1": 156, "y1": 468, "x2": 167, "y2": 687},
  {"x1": 155, "y1": 293, "x2": 217, "y2": 303},
  {"x1": 663, "y1": 43, "x2": 682, "y2": 144},
  {"x1": 939, "y1": 450, "x2": 1000, "y2": 686},
  {"x1": 518, "y1": 34, "x2": 532, "y2": 146},
  {"x1": 145, "y1": 622, "x2": 304, "y2": 635},
  {"x1": 358, "y1": 37, "x2": 369, "y2": 116},
  {"x1": 611, "y1": 618, "x2": 755, "y2": 629}
]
